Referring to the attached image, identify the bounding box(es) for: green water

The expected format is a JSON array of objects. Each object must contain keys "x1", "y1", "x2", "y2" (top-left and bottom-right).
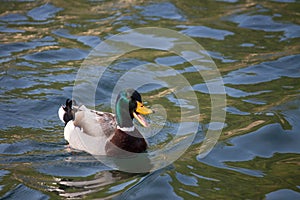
[{"x1": 0, "y1": 0, "x2": 300, "y2": 199}]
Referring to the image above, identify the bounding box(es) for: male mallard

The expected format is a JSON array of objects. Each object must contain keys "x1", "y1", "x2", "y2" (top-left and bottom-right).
[{"x1": 58, "y1": 89, "x2": 153, "y2": 156}]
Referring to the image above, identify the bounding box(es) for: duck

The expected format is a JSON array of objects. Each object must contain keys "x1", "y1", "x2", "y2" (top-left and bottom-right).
[{"x1": 58, "y1": 89, "x2": 153, "y2": 156}]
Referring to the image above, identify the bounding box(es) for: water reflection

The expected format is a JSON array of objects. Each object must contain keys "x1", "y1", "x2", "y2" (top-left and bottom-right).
[{"x1": 0, "y1": 0, "x2": 299, "y2": 199}]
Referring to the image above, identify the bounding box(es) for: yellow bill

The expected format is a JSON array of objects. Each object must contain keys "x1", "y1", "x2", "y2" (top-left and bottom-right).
[
  {"x1": 134, "y1": 101, "x2": 153, "y2": 127},
  {"x1": 135, "y1": 101, "x2": 153, "y2": 115}
]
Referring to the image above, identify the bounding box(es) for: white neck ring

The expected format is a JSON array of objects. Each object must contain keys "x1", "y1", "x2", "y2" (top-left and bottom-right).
[{"x1": 117, "y1": 125, "x2": 135, "y2": 132}]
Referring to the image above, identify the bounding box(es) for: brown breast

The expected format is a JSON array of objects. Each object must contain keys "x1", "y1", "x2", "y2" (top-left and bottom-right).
[{"x1": 105, "y1": 128, "x2": 147, "y2": 156}]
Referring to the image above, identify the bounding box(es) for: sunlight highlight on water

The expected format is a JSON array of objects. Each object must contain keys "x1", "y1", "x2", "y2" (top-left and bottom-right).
[{"x1": 0, "y1": 1, "x2": 299, "y2": 199}]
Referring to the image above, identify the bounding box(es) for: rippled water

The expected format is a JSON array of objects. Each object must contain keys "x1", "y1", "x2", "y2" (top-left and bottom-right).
[{"x1": 1, "y1": 0, "x2": 300, "y2": 199}]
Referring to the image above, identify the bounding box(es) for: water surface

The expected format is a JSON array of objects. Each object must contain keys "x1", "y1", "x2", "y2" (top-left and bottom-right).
[{"x1": 0, "y1": 0, "x2": 300, "y2": 199}]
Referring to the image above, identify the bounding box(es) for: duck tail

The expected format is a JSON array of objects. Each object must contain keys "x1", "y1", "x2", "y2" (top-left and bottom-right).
[{"x1": 58, "y1": 99, "x2": 75, "y2": 125}]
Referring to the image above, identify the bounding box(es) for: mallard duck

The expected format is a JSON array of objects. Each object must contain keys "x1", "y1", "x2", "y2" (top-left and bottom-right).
[{"x1": 58, "y1": 89, "x2": 153, "y2": 156}]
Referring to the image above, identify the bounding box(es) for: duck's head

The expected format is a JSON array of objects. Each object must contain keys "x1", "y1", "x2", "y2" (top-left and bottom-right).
[{"x1": 115, "y1": 89, "x2": 153, "y2": 129}]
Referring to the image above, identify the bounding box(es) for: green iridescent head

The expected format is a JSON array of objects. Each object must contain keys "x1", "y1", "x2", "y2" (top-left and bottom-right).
[{"x1": 115, "y1": 89, "x2": 152, "y2": 128}]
